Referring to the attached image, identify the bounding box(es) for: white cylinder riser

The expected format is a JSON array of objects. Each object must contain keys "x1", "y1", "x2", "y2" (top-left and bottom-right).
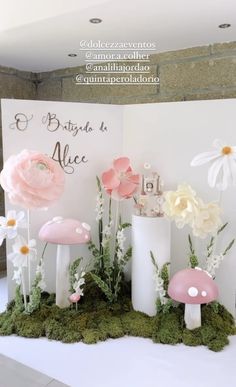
[
  {"x1": 56, "y1": 245, "x2": 71, "y2": 308},
  {"x1": 131, "y1": 215, "x2": 171, "y2": 316}
]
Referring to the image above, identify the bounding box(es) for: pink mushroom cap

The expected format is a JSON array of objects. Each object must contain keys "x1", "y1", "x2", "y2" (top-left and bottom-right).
[
  {"x1": 38, "y1": 217, "x2": 91, "y2": 245},
  {"x1": 69, "y1": 293, "x2": 81, "y2": 303},
  {"x1": 168, "y1": 268, "x2": 219, "y2": 304}
]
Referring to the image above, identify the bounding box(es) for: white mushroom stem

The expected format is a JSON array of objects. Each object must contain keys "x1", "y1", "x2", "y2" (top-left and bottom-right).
[
  {"x1": 56, "y1": 245, "x2": 71, "y2": 308},
  {"x1": 184, "y1": 304, "x2": 201, "y2": 330}
]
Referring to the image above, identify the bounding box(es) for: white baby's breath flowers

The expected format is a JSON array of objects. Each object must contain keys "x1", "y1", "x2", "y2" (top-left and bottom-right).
[
  {"x1": 191, "y1": 139, "x2": 236, "y2": 191},
  {"x1": 102, "y1": 220, "x2": 113, "y2": 248},
  {"x1": 73, "y1": 271, "x2": 86, "y2": 296},
  {"x1": 36, "y1": 261, "x2": 46, "y2": 291},
  {"x1": 0, "y1": 210, "x2": 26, "y2": 245},
  {"x1": 192, "y1": 201, "x2": 222, "y2": 239},
  {"x1": 95, "y1": 192, "x2": 104, "y2": 222},
  {"x1": 12, "y1": 267, "x2": 22, "y2": 285},
  {"x1": 206, "y1": 254, "x2": 224, "y2": 277},
  {"x1": 163, "y1": 184, "x2": 200, "y2": 228},
  {"x1": 154, "y1": 270, "x2": 166, "y2": 305},
  {"x1": 8, "y1": 235, "x2": 37, "y2": 268},
  {"x1": 116, "y1": 228, "x2": 126, "y2": 262}
]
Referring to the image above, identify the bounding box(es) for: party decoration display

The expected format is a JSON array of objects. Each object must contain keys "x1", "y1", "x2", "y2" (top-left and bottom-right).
[
  {"x1": 0, "y1": 149, "x2": 65, "y2": 209},
  {"x1": 168, "y1": 268, "x2": 218, "y2": 330},
  {"x1": 0, "y1": 145, "x2": 235, "y2": 353},
  {"x1": 39, "y1": 217, "x2": 90, "y2": 308},
  {"x1": 191, "y1": 139, "x2": 236, "y2": 191}
]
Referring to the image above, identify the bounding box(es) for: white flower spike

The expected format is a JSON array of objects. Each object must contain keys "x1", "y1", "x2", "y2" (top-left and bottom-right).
[{"x1": 191, "y1": 139, "x2": 236, "y2": 191}]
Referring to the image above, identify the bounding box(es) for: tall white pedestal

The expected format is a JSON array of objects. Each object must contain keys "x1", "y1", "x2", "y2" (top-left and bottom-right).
[{"x1": 132, "y1": 215, "x2": 171, "y2": 316}]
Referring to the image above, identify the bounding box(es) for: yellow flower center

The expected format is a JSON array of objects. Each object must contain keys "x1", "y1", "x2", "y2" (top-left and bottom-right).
[
  {"x1": 20, "y1": 245, "x2": 29, "y2": 255},
  {"x1": 222, "y1": 146, "x2": 232, "y2": 155},
  {"x1": 7, "y1": 219, "x2": 16, "y2": 227}
]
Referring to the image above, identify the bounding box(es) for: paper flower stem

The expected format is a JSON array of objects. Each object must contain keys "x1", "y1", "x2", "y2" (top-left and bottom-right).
[
  {"x1": 21, "y1": 267, "x2": 27, "y2": 309},
  {"x1": 113, "y1": 201, "x2": 120, "y2": 263},
  {"x1": 27, "y1": 209, "x2": 31, "y2": 292}
]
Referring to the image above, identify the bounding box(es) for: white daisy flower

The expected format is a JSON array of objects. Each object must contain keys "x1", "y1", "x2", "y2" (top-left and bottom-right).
[
  {"x1": 8, "y1": 235, "x2": 37, "y2": 268},
  {"x1": 191, "y1": 139, "x2": 236, "y2": 191},
  {"x1": 0, "y1": 210, "x2": 26, "y2": 245}
]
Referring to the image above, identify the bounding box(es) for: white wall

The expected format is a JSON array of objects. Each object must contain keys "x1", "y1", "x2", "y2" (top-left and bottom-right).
[{"x1": 123, "y1": 99, "x2": 236, "y2": 315}]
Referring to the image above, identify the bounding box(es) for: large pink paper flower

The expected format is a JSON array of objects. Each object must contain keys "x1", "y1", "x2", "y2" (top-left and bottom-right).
[
  {"x1": 0, "y1": 149, "x2": 65, "y2": 209},
  {"x1": 101, "y1": 157, "x2": 139, "y2": 200}
]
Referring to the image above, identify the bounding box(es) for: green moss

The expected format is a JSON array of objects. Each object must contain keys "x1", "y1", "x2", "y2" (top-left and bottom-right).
[
  {"x1": 0, "y1": 282, "x2": 234, "y2": 352},
  {"x1": 153, "y1": 308, "x2": 183, "y2": 345},
  {"x1": 182, "y1": 328, "x2": 202, "y2": 347},
  {"x1": 121, "y1": 311, "x2": 155, "y2": 338}
]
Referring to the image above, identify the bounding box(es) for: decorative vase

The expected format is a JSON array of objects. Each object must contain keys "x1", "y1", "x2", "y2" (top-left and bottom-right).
[{"x1": 131, "y1": 215, "x2": 171, "y2": 316}]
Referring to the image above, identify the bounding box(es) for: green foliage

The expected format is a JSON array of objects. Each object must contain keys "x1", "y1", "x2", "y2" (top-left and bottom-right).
[
  {"x1": 188, "y1": 234, "x2": 199, "y2": 268},
  {"x1": 69, "y1": 257, "x2": 83, "y2": 293},
  {"x1": 160, "y1": 263, "x2": 170, "y2": 292},
  {"x1": 0, "y1": 281, "x2": 234, "y2": 351},
  {"x1": 156, "y1": 298, "x2": 173, "y2": 314},
  {"x1": 14, "y1": 285, "x2": 24, "y2": 313},
  {"x1": 90, "y1": 272, "x2": 114, "y2": 303}
]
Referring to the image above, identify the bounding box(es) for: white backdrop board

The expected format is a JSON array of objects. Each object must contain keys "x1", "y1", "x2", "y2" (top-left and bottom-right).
[
  {"x1": 123, "y1": 99, "x2": 236, "y2": 316},
  {"x1": 1, "y1": 98, "x2": 236, "y2": 316},
  {"x1": 1, "y1": 99, "x2": 123, "y2": 298}
]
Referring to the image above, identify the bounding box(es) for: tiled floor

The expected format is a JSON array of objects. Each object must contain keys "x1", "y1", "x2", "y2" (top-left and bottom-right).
[{"x1": 0, "y1": 354, "x2": 69, "y2": 387}]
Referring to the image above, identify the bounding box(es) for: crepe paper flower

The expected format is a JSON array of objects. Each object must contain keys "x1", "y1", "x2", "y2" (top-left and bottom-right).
[
  {"x1": 163, "y1": 184, "x2": 200, "y2": 228},
  {"x1": 192, "y1": 201, "x2": 222, "y2": 239},
  {"x1": 0, "y1": 210, "x2": 26, "y2": 245},
  {"x1": 191, "y1": 139, "x2": 236, "y2": 191},
  {"x1": 101, "y1": 157, "x2": 140, "y2": 200},
  {"x1": 8, "y1": 235, "x2": 37, "y2": 268},
  {"x1": 0, "y1": 149, "x2": 65, "y2": 209}
]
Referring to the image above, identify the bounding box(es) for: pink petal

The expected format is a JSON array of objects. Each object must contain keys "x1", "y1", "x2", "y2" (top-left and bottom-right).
[
  {"x1": 128, "y1": 174, "x2": 140, "y2": 185},
  {"x1": 118, "y1": 180, "x2": 138, "y2": 198},
  {"x1": 102, "y1": 169, "x2": 120, "y2": 190},
  {"x1": 113, "y1": 157, "x2": 130, "y2": 173}
]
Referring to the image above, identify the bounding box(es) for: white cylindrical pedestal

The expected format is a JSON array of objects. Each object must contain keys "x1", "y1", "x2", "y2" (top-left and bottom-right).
[{"x1": 132, "y1": 215, "x2": 171, "y2": 316}]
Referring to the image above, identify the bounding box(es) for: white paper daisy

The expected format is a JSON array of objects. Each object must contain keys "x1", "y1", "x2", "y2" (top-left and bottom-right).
[
  {"x1": 8, "y1": 235, "x2": 37, "y2": 268},
  {"x1": 191, "y1": 139, "x2": 236, "y2": 191},
  {"x1": 0, "y1": 210, "x2": 26, "y2": 245}
]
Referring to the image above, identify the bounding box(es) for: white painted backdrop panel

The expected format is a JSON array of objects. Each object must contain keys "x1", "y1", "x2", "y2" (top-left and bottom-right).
[
  {"x1": 1, "y1": 99, "x2": 123, "y2": 299},
  {"x1": 123, "y1": 99, "x2": 236, "y2": 316}
]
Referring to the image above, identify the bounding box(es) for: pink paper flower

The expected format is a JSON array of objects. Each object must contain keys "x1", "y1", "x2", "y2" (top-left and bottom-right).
[
  {"x1": 0, "y1": 149, "x2": 65, "y2": 209},
  {"x1": 101, "y1": 157, "x2": 139, "y2": 200}
]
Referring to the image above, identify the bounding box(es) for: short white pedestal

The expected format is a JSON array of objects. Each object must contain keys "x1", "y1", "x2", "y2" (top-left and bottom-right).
[{"x1": 132, "y1": 215, "x2": 171, "y2": 316}]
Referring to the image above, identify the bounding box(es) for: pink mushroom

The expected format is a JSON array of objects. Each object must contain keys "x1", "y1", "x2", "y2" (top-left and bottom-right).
[
  {"x1": 38, "y1": 216, "x2": 91, "y2": 308},
  {"x1": 168, "y1": 268, "x2": 219, "y2": 330}
]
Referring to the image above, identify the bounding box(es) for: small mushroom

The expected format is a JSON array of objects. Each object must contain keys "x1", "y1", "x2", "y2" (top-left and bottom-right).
[
  {"x1": 38, "y1": 217, "x2": 91, "y2": 308},
  {"x1": 69, "y1": 292, "x2": 81, "y2": 311},
  {"x1": 168, "y1": 268, "x2": 218, "y2": 330}
]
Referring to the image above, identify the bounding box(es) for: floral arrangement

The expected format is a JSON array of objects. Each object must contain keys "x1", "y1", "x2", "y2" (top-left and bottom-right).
[
  {"x1": 0, "y1": 149, "x2": 65, "y2": 312},
  {"x1": 88, "y1": 157, "x2": 139, "y2": 303},
  {"x1": 69, "y1": 257, "x2": 86, "y2": 310}
]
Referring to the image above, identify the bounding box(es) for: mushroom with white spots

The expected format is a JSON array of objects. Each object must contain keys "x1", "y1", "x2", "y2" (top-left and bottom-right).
[
  {"x1": 38, "y1": 217, "x2": 91, "y2": 308},
  {"x1": 168, "y1": 268, "x2": 218, "y2": 330}
]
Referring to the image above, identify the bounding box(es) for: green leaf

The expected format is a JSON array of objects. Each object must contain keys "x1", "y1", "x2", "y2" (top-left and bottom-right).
[
  {"x1": 222, "y1": 239, "x2": 235, "y2": 256},
  {"x1": 90, "y1": 272, "x2": 114, "y2": 303}
]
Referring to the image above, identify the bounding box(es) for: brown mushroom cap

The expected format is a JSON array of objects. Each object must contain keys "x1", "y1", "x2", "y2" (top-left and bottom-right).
[{"x1": 38, "y1": 217, "x2": 91, "y2": 245}]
